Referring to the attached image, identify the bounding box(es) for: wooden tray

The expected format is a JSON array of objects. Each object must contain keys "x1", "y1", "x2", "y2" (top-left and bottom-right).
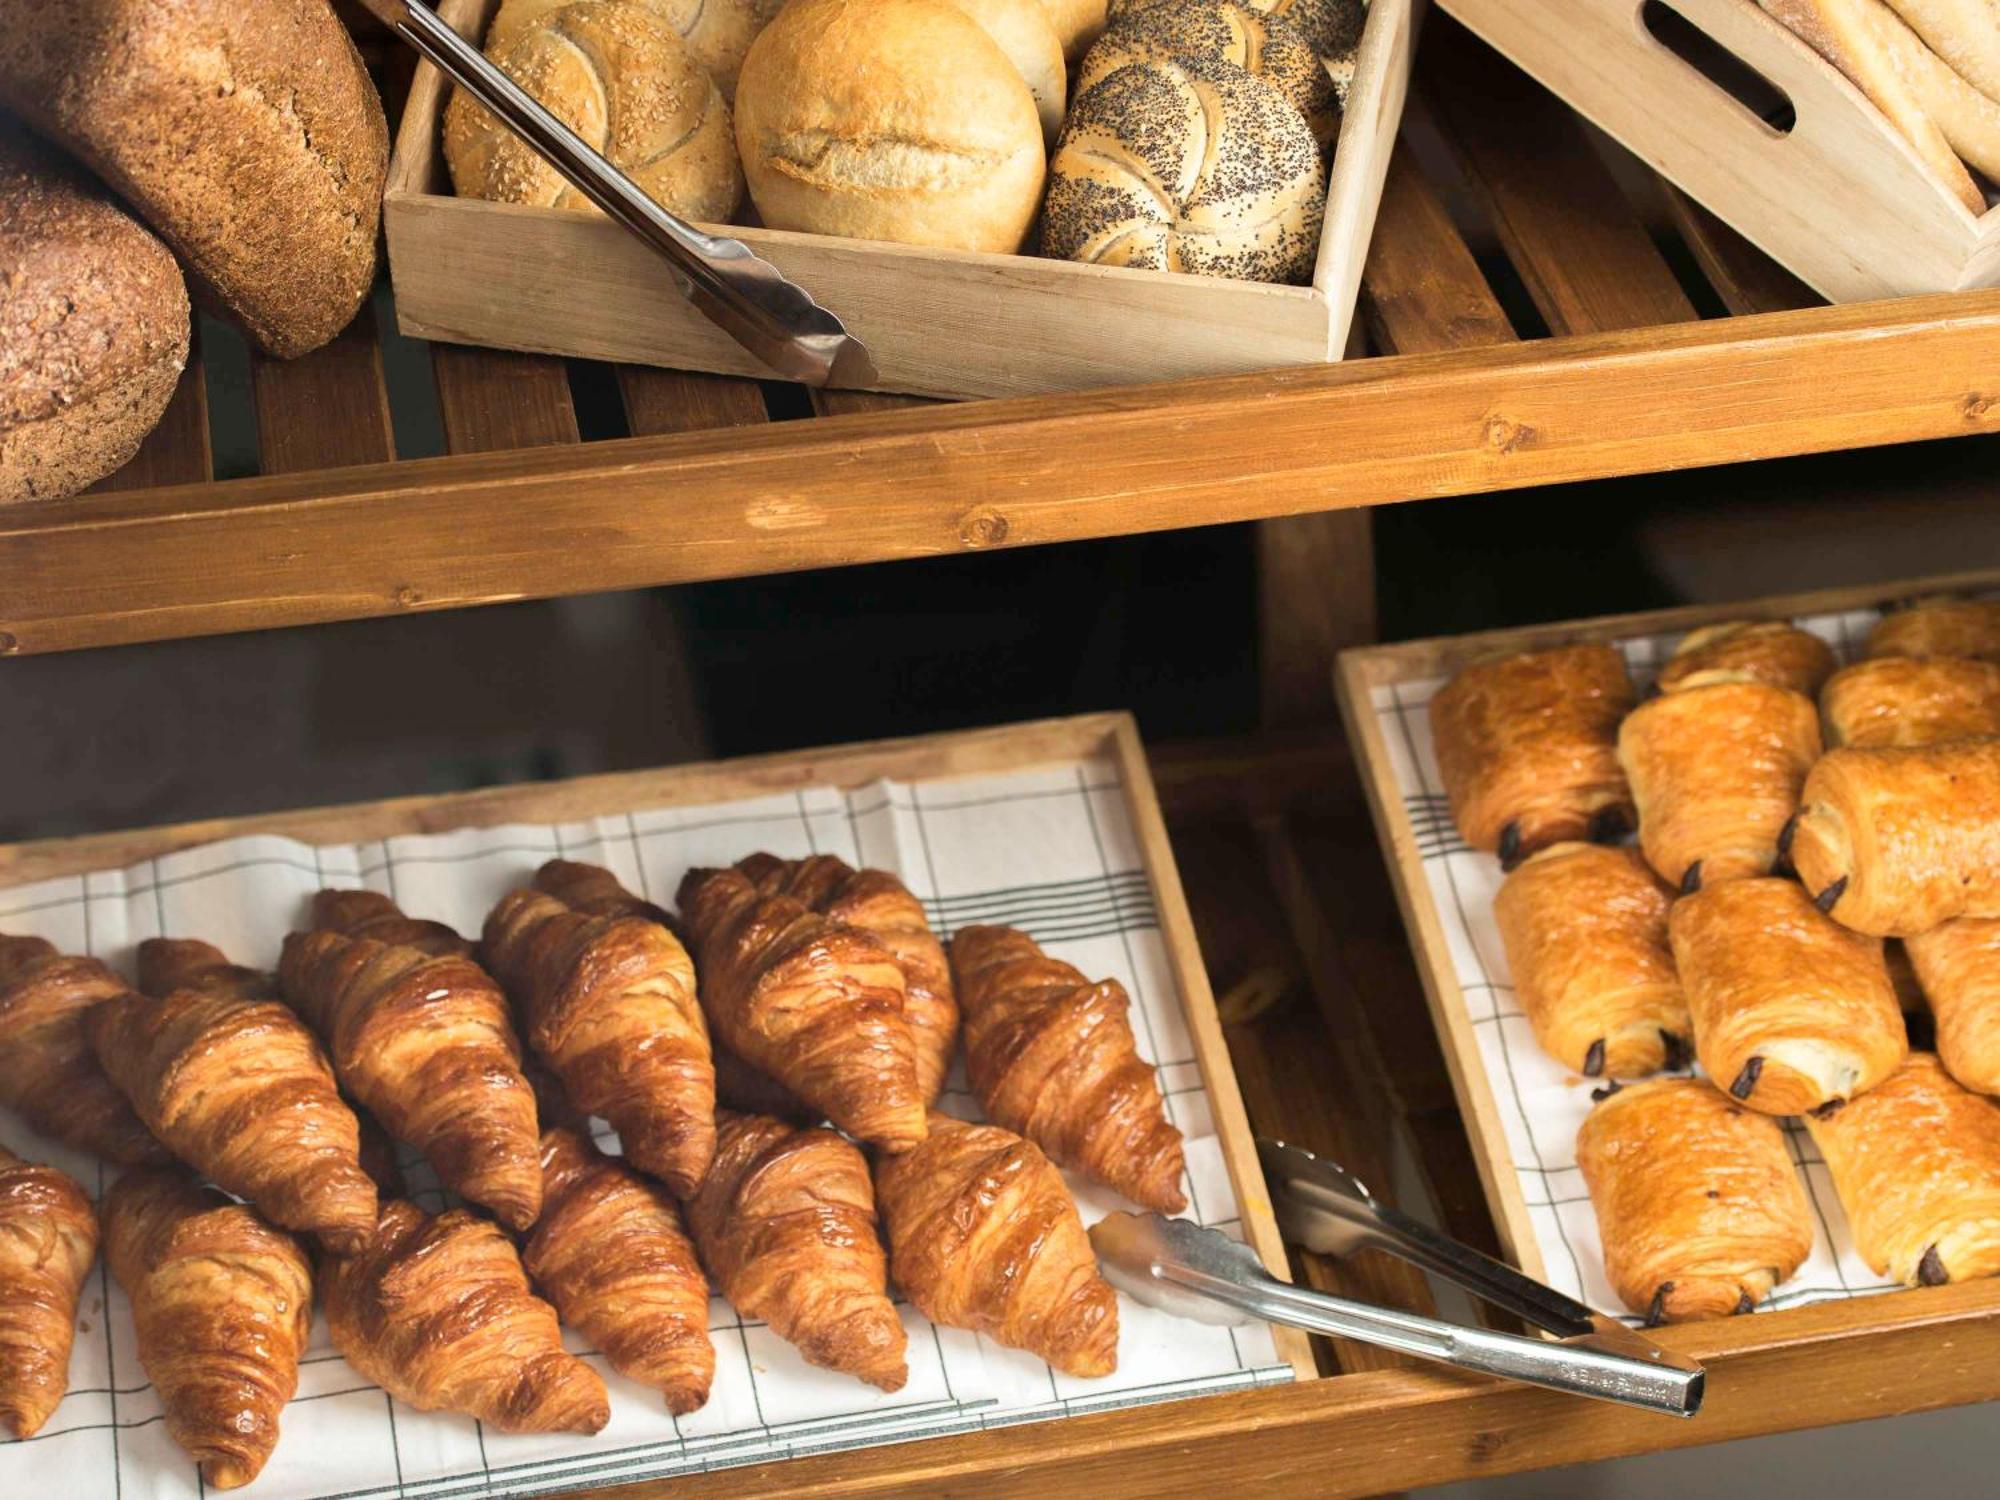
[
  {"x1": 380, "y1": 0, "x2": 1417, "y2": 399},
  {"x1": 1439, "y1": 0, "x2": 2000, "y2": 302}
]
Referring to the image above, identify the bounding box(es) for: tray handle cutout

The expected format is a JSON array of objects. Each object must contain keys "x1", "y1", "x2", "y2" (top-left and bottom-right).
[{"x1": 1639, "y1": 0, "x2": 1796, "y2": 133}]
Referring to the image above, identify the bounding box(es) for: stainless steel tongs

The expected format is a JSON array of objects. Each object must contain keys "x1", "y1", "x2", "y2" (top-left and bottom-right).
[
  {"x1": 1088, "y1": 1139, "x2": 1704, "y2": 1417},
  {"x1": 356, "y1": 0, "x2": 877, "y2": 387}
]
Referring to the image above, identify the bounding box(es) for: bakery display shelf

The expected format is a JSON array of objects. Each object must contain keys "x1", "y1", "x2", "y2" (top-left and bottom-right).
[{"x1": 7, "y1": 14, "x2": 2000, "y2": 660}]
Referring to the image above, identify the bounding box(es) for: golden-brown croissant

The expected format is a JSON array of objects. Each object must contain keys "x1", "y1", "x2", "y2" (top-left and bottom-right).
[
  {"x1": 309, "y1": 888, "x2": 473, "y2": 956},
  {"x1": 101, "y1": 1169, "x2": 313, "y2": 1489},
  {"x1": 1907, "y1": 918, "x2": 2000, "y2": 1095},
  {"x1": 321, "y1": 1199, "x2": 609, "y2": 1432},
  {"x1": 482, "y1": 861, "x2": 714, "y2": 1197},
  {"x1": 91, "y1": 936, "x2": 378, "y2": 1253},
  {"x1": 522, "y1": 1128, "x2": 714, "y2": 1414},
  {"x1": 1617, "y1": 678, "x2": 1821, "y2": 891},
  {"x1": 875, "y1": 1113, "x2": 1118, "y2": 1377},
  {"x1": 1427, "y1": 644, "x2": 1637, "y2": 866},
  {"x1": 1655, "y1": 620, "x2": 1836, "y2": 698},
  {"x1": 533, "y1": 858, "x2": 673, "y2": 924},
  {"x1": 0, "y1": 1146, "x2": 97, "y2": 1438},
  {"x1": 734, "y1": 854, "x2": 958, "y2": 1106},
  {"x1": 279, "y1": 894, "x2": 543, "y2": 1229},
  {"x1": 1790, "y1": 742, "x2": 2000, "y2": 936},
  {"x1": 1805, "y1": 1053, "x2": 2000, "y2": 1287},
  {"x1": 683, "y1": 1110, "x2": 907, "y2": 1391},
  {"x1": 0, "y1": 934, "x2": 168, "y2": 1165},
  {"x1": 1575, "y1": 1077, "x2": 1813, "y2": 1322},
  {"x1": 676, "y1": 867, "x2": 925, "y2": 1151},
  {"x1": 1491, "y1": 843, "x2": 1690, "y2": 1079},
  {"x1": 1820, "y1": 656, "x2": 2000, "y2": 750},
  {"x1": 1867, "y1": 597, "x2": 2000, "y2": 664},
  {"x1": 1669, "y1": 877, "x2": 1906, "y2": 1114},
  {"x1": 948, "y1": 924, "x2": 1186, "y2": 1212}
]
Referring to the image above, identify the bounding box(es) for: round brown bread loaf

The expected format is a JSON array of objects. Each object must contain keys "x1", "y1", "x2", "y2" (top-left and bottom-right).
[
  {"x1": 0, "y1": 127, "x2": 189, "y2": 505},
  {"x1": 447, "y1": 1, "x2": 743, "y2": 223},
  {"x1": 0, "y1": 0, "x2": 387, "y2": 360},
  {"x1": 1043, "y1": 54, "x2": 1325, "y2": 283},
  {"x1": 486, "y1": 0, "x2": 785, "y2": 98},
  {"x1": 735, "y1": 0, "x2": 1047, "y2": 253},
  {"x1": 1041, "y1": 0, "x2": 1111, "y2": 60},
  {"x1": 943, "y1": 0, "x2": 1069, "y2": 148}
]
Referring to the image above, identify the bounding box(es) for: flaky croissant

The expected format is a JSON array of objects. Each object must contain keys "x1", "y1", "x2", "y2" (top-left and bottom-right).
[
  {"x1": 321, "y1": 1199, "x2": 609, "y2": 1432},
  {"x1": 1655, "y1": 620, "x2": 1836, "y2": 698},
  {"x1": 279, "y1": 893, "x2": 543, "y2": 1229},
  {"x1": 0, "y1": 934, "x2": 167, "y2": 1165},
  {"x1": 677, "y1": 867, "x2": 925, "y2": 1151},
  {"x1": 534, "y1": 858, "x2": 672, "y2": 923},
  {"x1": 90, "y1": 936, "x2": 377, "y2": 1253},
  {"x1": 0, "y1": 1146, "x2": 97, "y2": 1438},
  {"x1": 736, "y1": 854, "x2": 958, "y2": 1105},
  {"x1": 684, "y1": 1110, "x2": 908, "y2": 1391},
  {"x1": 523, "y1": 1128, "x2": 714, "y2": 1414},
  {"x1": 309, "y1": 888, "x2": 472, "y2": 956},
  {"x1": 102, "y1": 1169, "x2": 313, "y2": 1488},
  {"x1": 949, "y1": 924, "x2": 1186, "y2": 1212},
  {"x1": 482, "y1": 861, "x2": 715, "y2": 1196},
  {"x1": 875, "y1": 1113, "x2": 1119, "y2": 1377}
]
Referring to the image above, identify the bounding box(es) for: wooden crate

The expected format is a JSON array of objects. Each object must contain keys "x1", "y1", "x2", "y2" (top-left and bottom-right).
[
  {"x1": 380, "y1": 0, "x2": 1418, "y2": 398},
  {"x1": 1439, "y1": 0, "x2": 2000, "y2": 302}
]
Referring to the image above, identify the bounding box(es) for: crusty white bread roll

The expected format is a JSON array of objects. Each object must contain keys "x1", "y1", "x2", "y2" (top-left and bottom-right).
[
  {"x1": 1041, "y1": 0, "x2": 1111, "y2": 60},
  {"x1": 0, "y1": 127, "x2": 189, "y2": 505},
  {"x1": 734, "y1": 0, "x2": 1047, "y2": 253},
  {"x1": 448, "y1": 1, "x2": 743, "y2": 224},
  {"x1": 1080, "y1": 0, "x2": 1338, "y2": 153},
  {"x1": 1883, "y1": 0, "x2": 2000, "y2": 103},
  {"x1": 0, "y1": 0, "x2": 386, "y2": 360},
  {"x1": 1043, "y1": 53, "x2": 1325, "y2": 282},
  {"x1": 945, "y1": 0, "x2": 1069, "y2": 147},
  {"x1": 486, "y1": 0, "x2": 784, "y2": 99},
  {"x1": 1865, "y1": 0, "x2": 2000, "y2": 181}
]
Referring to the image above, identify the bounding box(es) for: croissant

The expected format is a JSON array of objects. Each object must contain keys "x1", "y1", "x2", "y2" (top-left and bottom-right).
[
  {"x1": 676, "y1": 867, "x2": 925, "y2": 1151},
  {"x1": 876, "y1": 1114, "x2": 1118, "y2": 1376},
  {"x1": 1905, "y1": 919, "x2": 2000, "y2": 1095},
  {"x1": 1867, "y1": 597, "x2": 2000, "y2": 664},
  {"x1": 1805, "y1": 1053, "x2": 2000, "y2": 1287},
  {"x1": 279, "y1": 894, "x2": 542, "y2": 1229},
  {"x1": 1790, "y1": 742, "x2": 2000, "y2": 936},
  {"x1": 482, "y1": 861, "x2": 714, "y2": 1196},
  {"x1": 1820, "y1": 656, "x2": 2000, "y2": 750},
  {"x1": 90, "y1": 937, "x2": 378, "y2": 1253},
  {"x1": 735, "y1": 854, "x2": 958, "y2": 1105},
  {"x1": 101, "y1": 1169, "x2": 313, "y2": 1488},
  {"x1": 534, "y1": 858, "x2": 672, "y2": 924},
  {"x1": 321, "y1": 1199, "x2": 609, "y2": 1432},
  {"x1": 1617, "y1": 678, "x2": 1821, "y2": 891},
  {"x1": 1670, "y1": 878, "x2": 1906, "y2": 1114},
  {"x1": 0, "y1": 934, "x2": 167, "y2": 1165},
  {"x1": 684, "y1": 1110, "x2": 908, "y2": 1391},
  {"x1": 1575, "y1": 1078, "x2": 1813, "y2": 1322},
  {"x1": 0, "y1": 1146, "x2": 97, "y2": 1438},
  {"x1": 523, "y1": 1128, "x2": 714, "y2": 1414},
  {"x1": 310, "y1": 888, "x2": 473, "y2": 955},
  {"x1": 1491, "y1": 843, "x2": 1690, "y2": 1079},
  {"x1": 1655, "y1": 620, "x2": 1836, "y2": 698},
  {"x1": 949, "y1": 924, "x2": 1186, "y2": 1212},
  {"x1": 1427, "y1": 643, "x2": 1637, "y2": 866}
]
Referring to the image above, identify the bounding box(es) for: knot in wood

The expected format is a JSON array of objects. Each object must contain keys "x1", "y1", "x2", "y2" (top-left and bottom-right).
[
  {"x1": 1482, "y1": 415, "x2": 1534, "y2": 454},
  {"x1": 1963, "y1": 393, "x2": 1996, "y2": 422},
  {"x1": 394, "y1": 585, "x2": 423, "y2": 609},
  {"x1": 0, "y1": 631, "x2": 16, "y2": 655},
  {"x1": 959, "y1": 506, "x2": 1010, "y2": 548}
]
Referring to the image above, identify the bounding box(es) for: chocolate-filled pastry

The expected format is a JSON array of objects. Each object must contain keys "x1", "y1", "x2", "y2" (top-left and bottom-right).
[
  {"x1": 1617, "y1": 679, "x2": 1821, "y2": 890},
  {"x1": 1821, "y1": 655, "x2": 2000, "y2": 750},
  {"x1": 0, "y1": 1146, "x2": 97, "y2": 1438},
  {"x1": 1790, "y1": 742, "x2": 2000, "y2": 936},
  {"x1": 1576, "y1": 1077, "x2": 1813, "y2": 1323},
  {"x1": 1491, "y1": 843, "x2": 1690, "y2": 1079},
  {"x1": 1669, "y1": 878, "x2": 1907, "y2": 1115},
  {"x1": 1655, "y1": 621, "x2": 1836, "y2": 698},
  {"x1": 1427, "y1": 644, "x2": 1637, "y2": 866},
  {"x1": 1906, "y1": 918, "x2": 2000, "y2": 1095},
  {"x1": 1867, "y1": 597, "x2": 2000, "y2": 664},
  {"x1": 1806, "y1": 1053, "x2": 2000, "y2": 1288}
]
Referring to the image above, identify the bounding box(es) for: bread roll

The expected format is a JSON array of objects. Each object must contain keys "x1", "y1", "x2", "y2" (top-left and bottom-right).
[
  {"x1": 1041, "y1": 0, "x2": 1111, "y2": 60},
  {"x1": 448, "y1": 1, "x2": 742, "y2": 224},
  {"x1": 486, "y1": 0, "x2": 784, "y2": 99},
  {"x1": 0, "y1": 0, "x2": 387, "y2": 359},
  {"x1": 1044, "y1": 54, "x2": 1325, "y2": 283},
  {"x1": 1111, "y1": 0, "x2": 1364, "y2": 98},
  {"x1": 735, "y1": 0, "x2": 1047, "y2": 253},
  {"x1": 946, "y1": 0, "x2": 1069, "y2": 147},
  {"x1": 0, "y1": 127, "x2": 188, "y2": 505}
]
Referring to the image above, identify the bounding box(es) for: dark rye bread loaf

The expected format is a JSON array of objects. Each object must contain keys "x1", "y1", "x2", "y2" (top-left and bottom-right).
[
  {"x1": 0, "y1": 125, "x2": 189, "y2": 505},
  {"x1": 0, "y1": 0, "x2": 389, "y2": 359}
]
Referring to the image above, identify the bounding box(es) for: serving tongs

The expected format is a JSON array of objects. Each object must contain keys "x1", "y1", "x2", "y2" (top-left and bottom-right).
[
  {"x1": 1088, "y1": 1139, "x2": 1704, "y2": 1418},
  {"x1": 355, "y1": 0, "x2": 877, "y2": 387}
]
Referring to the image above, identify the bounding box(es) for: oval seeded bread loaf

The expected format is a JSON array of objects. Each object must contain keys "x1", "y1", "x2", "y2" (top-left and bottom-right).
[
  {"x1": 0, "y1": 0, "x2": 388, "y2": 360},
  {"x1": 486, "y1": 0, "x2": 785, "y2": 98},
  {"x1": 0, "y1": 126, "x2": 189, "y2": 505}
]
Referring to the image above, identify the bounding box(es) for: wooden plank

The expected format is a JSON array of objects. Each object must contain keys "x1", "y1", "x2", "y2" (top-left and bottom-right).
[
  {"x1": 90, "y1": 355, "x2": 214, "y2": 492},
  {"x1": 813, "y1": 389, "x2": 935, "y2": 417},
  {"x1": 9, "y1": 288, "x2": 2000, "y2": 655},
  {"x1": 1663, "y1": 186, "x2": 1821, "y2": 316},
  {"x1": 430, "y1": 345, "x2": 580, "y2": 453},
  {"x1": 249, "y1": 301, "x2": 396, "y2": 473},
  {"x1": 617, "y1": 367, "x2": 769, "y2": 435},
  {"x1": 1257, "y1": 513, "x2": 1377, "y2": 727},
  {"x1": 1359, "y1": 143, "x2": 1518, "y2": 357}
]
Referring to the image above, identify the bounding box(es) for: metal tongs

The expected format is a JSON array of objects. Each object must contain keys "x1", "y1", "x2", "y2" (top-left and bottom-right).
[
  {"x1": 1089, "y1": 1140, "x2": 1704, "y2": 1418},
  {"x1": 356, "y1": 0, "x2": 876, "y2": 387}
]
